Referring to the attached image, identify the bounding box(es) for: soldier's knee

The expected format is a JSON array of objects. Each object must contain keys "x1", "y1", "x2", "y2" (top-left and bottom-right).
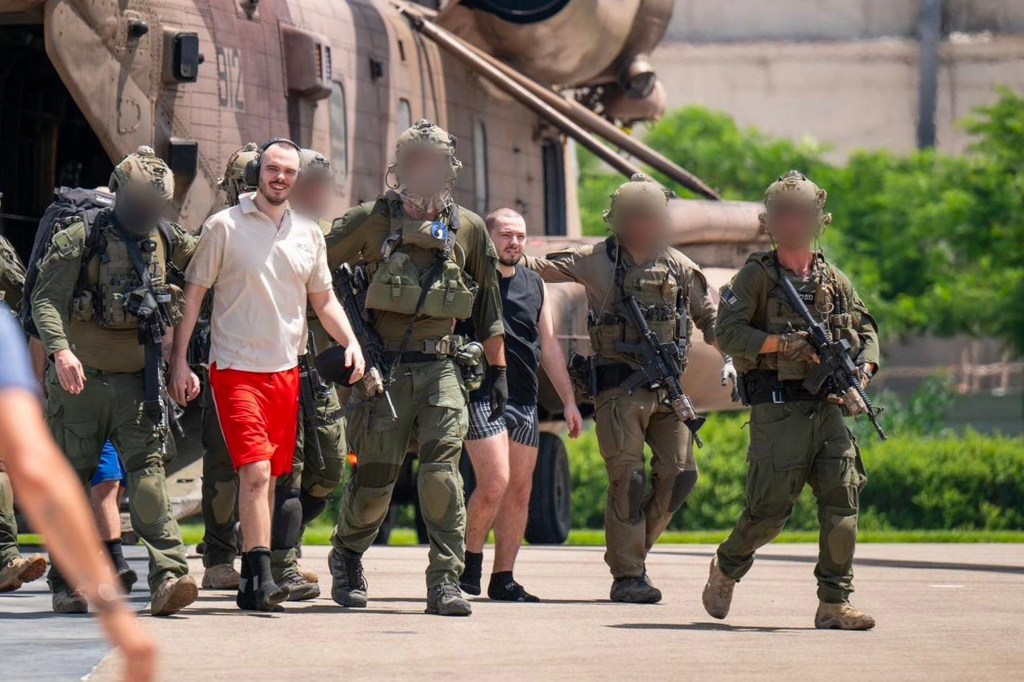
[
  {"x1": 609, "y1": 467, "x2": 646, "y2": 524},
  {"x1": 667, "y1": 469, "x2": 699, "y2": 513},
  {"x1": 355, "y1": 461, "x2": 402, "y2": 489},
  {"x1": 747, "y1": 498, "x2": 795, "y2": 526},
  {"x1": 299, "y1": 491, "x2": 330, "y2": 527},
  {"x1": 344, "y1": 478, "x2": 395, "y2": 529},
  {"x1": 272, "y1": 486, "x2": 302, "y2": 550},
  {"x1": 127, "y1": 467, "x2": 171, "y2": 528},
  {"x1": 824, "y1": 505, "x2": 858, "y2": 565},
  {"x1": 418, "y1": 461, "x2": 462, "y2": 526},
  {"x1": 207, "y1": 480, "x2": 237, "y2": 525}
]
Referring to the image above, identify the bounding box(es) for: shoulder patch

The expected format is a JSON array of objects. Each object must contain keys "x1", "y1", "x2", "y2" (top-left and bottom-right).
[
  {"x1": 721, "y1": 286, "x2": 740, "y2": 307},
  {"x1": 51, "y1": 228, "x2": 83, "y2": 260}
]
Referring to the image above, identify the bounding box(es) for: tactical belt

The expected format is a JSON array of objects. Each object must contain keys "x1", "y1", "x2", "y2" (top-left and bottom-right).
[
  {"x1": 382, "y1": 350, "x2": 451, "y2": 364},
  {"x1": 741, "y1": 370, "x2": 827, "y2": 405},
  {"x1": 595, "y1": 362, "x2": 645, "y2": 393}
]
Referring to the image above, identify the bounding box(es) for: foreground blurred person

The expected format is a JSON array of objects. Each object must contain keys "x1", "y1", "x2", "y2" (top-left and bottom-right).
[
  {"x1": 170, "y1": 139, "x2": 364, "y2": 611},
  {"x1": 0, "y1": 304, "x2": 156, "y2": 682},
  {"x1": 458, "y1": 208, "x2": 583, "y2": 602},
  {"x1": 704, "y1": 171, "x2": 879, "y2": 630},
  {"x1": 30, "y1": 147, "x2": 198, "y2": 615}
]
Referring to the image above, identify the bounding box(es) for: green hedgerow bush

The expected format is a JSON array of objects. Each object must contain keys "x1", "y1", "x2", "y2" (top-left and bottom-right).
[{"x1": 568, "y1": 412, "x2": 1024, "y2": 532}]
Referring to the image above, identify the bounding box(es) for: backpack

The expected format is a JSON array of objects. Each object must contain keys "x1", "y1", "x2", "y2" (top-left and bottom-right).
[{"x1": 20, "y1": 187, "x2": 177, "y2": 337}]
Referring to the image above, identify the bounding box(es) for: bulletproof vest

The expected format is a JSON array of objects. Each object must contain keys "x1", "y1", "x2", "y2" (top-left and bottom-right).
[
  {"x1": 753, "y1": 253, "x2": 861, "y2": 381},
  {"x1": 590, "y1": 239, "x2": 689, "y2": 365},
  {"x1": 78, "y1": 223, "x2": 182, "y2": 330},
  {"x1": 365, "y1": 198, "x2": 477, "y2": 322}
]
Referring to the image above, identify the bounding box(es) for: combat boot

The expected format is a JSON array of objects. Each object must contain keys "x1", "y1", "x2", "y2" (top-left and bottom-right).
[
  {"x1": 702, "y1": 557, "x2": 736, "y2": 619},
  {"x1": 328, "y1": 548, "x2": 368, "y2": 607},
  {"x1": 201, "y1": 563, "x2": 241, "y2": 590},
  {"x1": 52, "y1": 588, "x2": 88, "y2": 614},
  {"x1": 814, "y1": 601, "x2": 876, "y2": 630},
  {"x1": 610, "y1": 576, "x2": 662, "y2": 604},
  {"x1": 426, "y1": 583, "x2": 472, "y2": 616},
  {"x1": 296, "y1": 564, "x2": 319, "y2": 584},
  {"x1": 150, "y1": 575, "x2": 199, "y2": 616},
  {"x1": 281, "y1": 572, "x2": 321, "y2": 601},
  {"x1": 0, "y1": 555, "x2": 48, "y2": 593}
]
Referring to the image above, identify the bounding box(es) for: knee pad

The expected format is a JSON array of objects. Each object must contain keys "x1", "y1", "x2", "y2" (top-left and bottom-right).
[
  {"x1": 824, "y1": 505, "x2": 858, "y2": 565},
  {"x1": 204, "y1": 479, "x2": 238, "y2": 526},
  {"x1": 272, "y1": 486, "x2": 303, "y2": 550},
  {"x1": 418, "y1": 462, "x2": 461, "y2": 525},
  {"x1": 299, "y1": 491, "x2": 330, "y2": 528},
  {"x1": 342, "y1": 478, "x2": 395, "y2": 531},
  {"x1": 668, "y1": 469, "x2": 699, "y2": 513},
  {"x1": 127, "y1": 467, "x2": 172, "y2": 530},
  {"x1": 626, "y1": 468, "x2": 647, "y2": 524}
]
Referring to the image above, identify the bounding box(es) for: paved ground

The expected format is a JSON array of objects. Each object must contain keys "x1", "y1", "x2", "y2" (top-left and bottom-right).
[{"x1": 3, "y1": 543, "x2": 1023, "y2": 681}]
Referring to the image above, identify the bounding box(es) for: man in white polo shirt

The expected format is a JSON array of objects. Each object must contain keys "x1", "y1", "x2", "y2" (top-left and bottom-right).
[{"x1": 169, "y1": 139, "x2": 364, "y2": 611}]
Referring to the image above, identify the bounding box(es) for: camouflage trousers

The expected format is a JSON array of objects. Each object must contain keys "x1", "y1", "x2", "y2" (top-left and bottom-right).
[
  {"x1": 717, "y1": 400, "x2": 866, "y2": 603},
  {"x1": 594, "y1": 386, "x2": 697, "y2": 578},
  {"x1": 44, "y1": 365, "x2": 188, "y2": 592},
  {"x1": 0, "y1": 468, "x2": 19, "y2": 565},
  {"x1": 332, "y1": 359, "x2": 468, "y2": 589},
  {"x1": 199, "y1": 371, "x2": 346, "y2": 578}
]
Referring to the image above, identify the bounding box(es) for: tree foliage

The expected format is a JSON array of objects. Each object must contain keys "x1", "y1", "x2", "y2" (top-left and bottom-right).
[{"x1": 577, "y1": 89, "x2": 1024, "y2": 352}]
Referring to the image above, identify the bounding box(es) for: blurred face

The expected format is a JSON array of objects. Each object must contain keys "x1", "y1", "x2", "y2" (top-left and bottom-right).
[
  {"x1": 397, "y1": 146, "x2": 451, "y2": 199},
  {"x1": 258, "y1": 144, "x2": 300, "y2": 206},
  {"x1": 490, "y1": 215, "x2": 528, "y2": 267},
  {"x1": 766, "y1": 200, "x2": 818, "y2": 249},
  {"x1": 291, "y1": 174, "x2": 333, "y2": 221},
  {"x1": 616, "y1": 208, "x2": 668, "y2": 250},
  {"x1": 113, "y1": 184, "x2": 168, "y2": 235}
]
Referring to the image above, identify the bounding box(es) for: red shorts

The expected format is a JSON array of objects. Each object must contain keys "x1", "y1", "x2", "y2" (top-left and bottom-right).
[{"x1": 209, "y1": 363, "x2": 300, "y2": 477}]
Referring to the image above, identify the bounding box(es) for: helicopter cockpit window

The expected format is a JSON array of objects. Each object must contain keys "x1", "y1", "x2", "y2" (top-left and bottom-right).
[
  {"x1": 330, "y1": 81, "x2": 348, "y2": 183},
  {"x1": 398, "y1": 98, "x2": 412, "y2": 137},
  {"x1": 474, "y1": 118, "x2": 489, "y2": 215}
]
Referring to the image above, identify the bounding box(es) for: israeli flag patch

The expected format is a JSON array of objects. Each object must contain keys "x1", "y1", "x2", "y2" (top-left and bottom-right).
[
  {"x1": 722, "y1": 287, "x2": 739, "y2": 307},
  {"x1": 430, "y1": 220, "x2": 448, "y2": 240}
]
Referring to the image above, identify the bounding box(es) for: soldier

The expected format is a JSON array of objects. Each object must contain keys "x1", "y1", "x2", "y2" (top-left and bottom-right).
[
  {"x1": 524, "y1": 174, "x2": 726, "y2": 603},
  {"x1": 325, "y1": 119, "x2": 506, "y2": 617},
  {"x1": 0, "y1": 229, "x2": 48, "y2": 593},
  {"x1": 198, "y1": 142, "x2": 260, "y2": 591},
  {"x1": 702, "y1": 170, "x2": 879, "y2": 630},
  {"x1": 269, "y1": 148, "x2": 348, "y2": 601},
  {"x1": 31, "y1": 146, "x2": 199, "y2": 615}
]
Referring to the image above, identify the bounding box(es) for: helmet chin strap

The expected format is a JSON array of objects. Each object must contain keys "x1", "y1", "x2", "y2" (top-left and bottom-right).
[{"x1": 398, "y1": 185, "x2": 451, "y2": 215}]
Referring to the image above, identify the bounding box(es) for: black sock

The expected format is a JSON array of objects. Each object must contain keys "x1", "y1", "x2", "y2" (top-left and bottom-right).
[
  {"x1": 245, "y1": 547, "x2": 275, "y2": 590},
  {"x1": 488, "y1": 571, "x2": 538, "y2": 602},
  {"x1": 104, "y1": 540, "x2": 130, "y2": 572},
  {"x1": 460, "y1": 551, "x2": 483, "y2": 595}
]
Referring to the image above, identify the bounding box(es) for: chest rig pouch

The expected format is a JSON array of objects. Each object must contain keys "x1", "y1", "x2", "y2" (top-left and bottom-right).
[
  {"x1": 590, "y1": 238, "x2": 688, "y2": 366},
  {"x1": 365, "y1": 203, "x2": 476, "y2": 321}
]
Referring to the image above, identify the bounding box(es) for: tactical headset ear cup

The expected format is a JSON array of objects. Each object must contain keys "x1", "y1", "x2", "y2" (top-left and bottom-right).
[{"x1": 243, "y1": 137, "x2": 302, "y2": 189}]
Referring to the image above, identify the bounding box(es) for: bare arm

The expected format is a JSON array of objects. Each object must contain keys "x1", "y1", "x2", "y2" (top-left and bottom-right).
[
  {"x1": 0, "y1": 389, "x2": 157, "y2": 681},
  {"x1": 482, "y1": 335, "x2": 506, "y2": 368},
  {"x1": 168, "y1": 282, "x2": 208, "y2": 405},
  {"x1": 538, "y1": 284, "x2": 582, "y2": 438}
]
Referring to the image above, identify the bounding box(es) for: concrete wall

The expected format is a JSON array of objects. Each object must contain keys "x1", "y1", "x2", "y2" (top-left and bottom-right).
[{"x1": 653, "y1": 11, "x2": 1024, "y2": 159}]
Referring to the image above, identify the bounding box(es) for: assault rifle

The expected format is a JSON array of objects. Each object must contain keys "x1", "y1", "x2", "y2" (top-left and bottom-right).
[
  {"x1": 298, "y1": 331, "x2": 330, "y2": 470},
  {"x1": 777, "y1": 275, "x2": 887, "y2": 441},
  {"x1": 615, "y1": 295, "x2": 706, "y2": 448},
  {"x1": 333, "y1": 264, "x2": 397, "y2": 422},
  {"x1": 126, "y1": 286, "x2": 185, "y2": 445}
]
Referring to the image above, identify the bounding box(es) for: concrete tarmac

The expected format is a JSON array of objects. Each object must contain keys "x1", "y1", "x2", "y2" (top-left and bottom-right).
[{"x1": 4, "y1": 543, "x2": 1023, "y2": 681}]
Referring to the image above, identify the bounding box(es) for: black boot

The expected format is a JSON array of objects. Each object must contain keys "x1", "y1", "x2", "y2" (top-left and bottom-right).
[
  {"x1": 460, "y1": 551, "x2": 483, "y2": 596},
  {"x1": 237, "y1": 548, "x2": 289, "y2": 611},
  {"x1": 328, "y1": 547, "x2": 368, "y2": 607},
  {"x1": 104, "y1": 540, "x2": 137, "y2": 594}
]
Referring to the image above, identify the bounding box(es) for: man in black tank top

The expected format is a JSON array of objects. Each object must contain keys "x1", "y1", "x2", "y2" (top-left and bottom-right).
[{"x1": 458, "y1": 209, "x2": 583, "y2": 602}]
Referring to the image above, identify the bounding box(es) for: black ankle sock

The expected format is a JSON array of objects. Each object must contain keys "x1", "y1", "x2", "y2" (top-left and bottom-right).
[
  {"x1": 488, "y1": 571, "x2": 538, "y2": 602},
  {"x1": 464, "y1": 551, "x2": 483, "y2": 576},
  {"x1": 491, "y1": 570, "x2": 513, "y2": 584},
  {"x1": 104, "y1": 540, "x2": 130, "y2": 572},
  {"x1": 245, "y1": 547, "x2": 275, "y2": 588}
]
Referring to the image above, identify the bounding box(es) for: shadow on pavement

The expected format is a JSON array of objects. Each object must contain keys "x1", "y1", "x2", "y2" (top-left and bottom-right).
[{"x1": 609, "y1": 622, "x2": 816, "y2": 633}]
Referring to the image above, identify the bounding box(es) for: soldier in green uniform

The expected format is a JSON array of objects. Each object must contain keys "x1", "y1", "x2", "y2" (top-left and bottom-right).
[
  {"x1": 702, "y1": 170, "x2": 879, "y2": 630},
  {"x1": 325, "y1": 120, "x2": 506, "y2": 616},
  {"x1": 0, "y1": 229, "x2": 49, "y2": 593},
  {"x1": 268, "y1": 148, "x2": 347, "y2": 601},
  {"x1": 524, "y1": 174, "x2": 727, "y2": 603},
  {"x1": 198, "y1": 143, "x2": 259, "y2": 591},
  {"x1": 32, "y1": 146, "x2": 199, "y2": 615}
]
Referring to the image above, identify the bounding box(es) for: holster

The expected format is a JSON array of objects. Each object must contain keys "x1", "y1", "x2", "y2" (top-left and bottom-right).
[{"x1": 567, "y1": 352, "x2": 598, "y2": 403}]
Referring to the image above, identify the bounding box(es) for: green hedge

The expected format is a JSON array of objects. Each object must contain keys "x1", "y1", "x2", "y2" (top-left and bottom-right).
[{"x1": 567, "y1": 413, "x2": 1024, "y2": 532}]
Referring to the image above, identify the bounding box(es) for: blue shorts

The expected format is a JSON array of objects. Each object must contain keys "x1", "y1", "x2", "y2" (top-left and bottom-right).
[{"x1": 91, "y1": 441, "x2": 126, "y2": 486}]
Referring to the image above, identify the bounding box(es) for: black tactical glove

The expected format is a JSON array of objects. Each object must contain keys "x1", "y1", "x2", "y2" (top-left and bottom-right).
[{"x1": 488, "y1": 366, "x2": 508, "y2": 422}]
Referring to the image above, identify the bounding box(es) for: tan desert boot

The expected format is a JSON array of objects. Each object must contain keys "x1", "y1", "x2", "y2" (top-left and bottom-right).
[
  {"x1": 702, "y1": 556, "x2": 736, "y2": 619},
  {"x1": 815, "y1": 601, "x2": 876, "y2": 630}
]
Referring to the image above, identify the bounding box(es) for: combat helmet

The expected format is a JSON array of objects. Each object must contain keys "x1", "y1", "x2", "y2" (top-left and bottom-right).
[
  {"x1": 759, "y1": 170, "x2": 832, "y2": 232},
  {"x1": 299, "y1": 148, "x2": 334, "y2": 180},
  {"x1": 218, "y1": 142, "x2": 260, "y2": 207},
  {"x1": 109, "y1": 146, "x2": 174, "y2": 202},
  {"x1": 386, "y1": 118, "x2": 463, "y2": 191},
  {"x1": 603, "y1": 173, "x2": 670, "y2": 230}
]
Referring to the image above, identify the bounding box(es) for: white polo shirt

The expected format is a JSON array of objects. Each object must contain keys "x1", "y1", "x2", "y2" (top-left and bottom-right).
[{"x1": 186, "y1": 193, "x2": 333, "y2": 372}]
